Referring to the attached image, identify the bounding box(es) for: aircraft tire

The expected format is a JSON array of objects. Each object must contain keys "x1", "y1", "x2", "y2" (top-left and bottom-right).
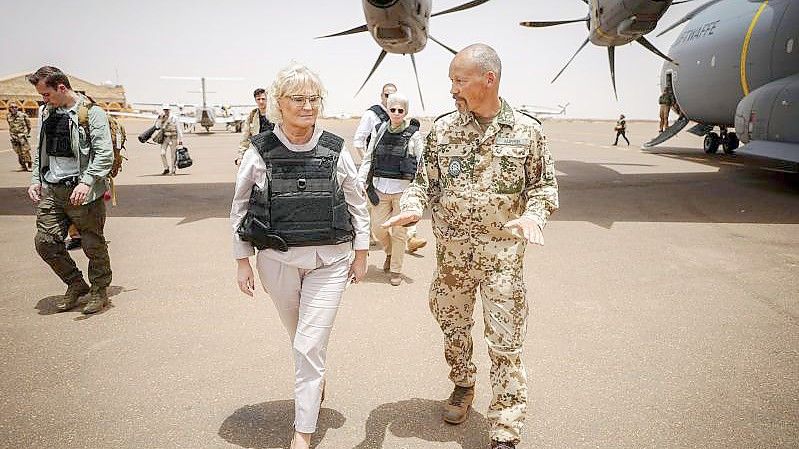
[
  {"x1": 722, "y1": 133, "x2": 739, "y2": 154},
  {"x1": 704, "y1": 132, "x2": 720, "y2": 154}
]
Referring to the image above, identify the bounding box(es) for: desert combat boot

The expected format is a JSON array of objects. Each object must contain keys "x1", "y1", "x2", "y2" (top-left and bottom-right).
[
  {"x1": 443, "y1": 384, "x2": 474, "y2": 424},
  {"x1": 55, "y1": 280, "x2": 90, "y2": 312},
  {"x1": 82, "y1": 289, "x2": 109, "y2": 314}
]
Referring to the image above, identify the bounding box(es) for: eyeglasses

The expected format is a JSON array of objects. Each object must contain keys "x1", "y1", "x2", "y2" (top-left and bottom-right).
[
  {"x1": 389, "y1": 108, "x2": 405, "y2": 114},
  {"x1": 285, "y1": 95, "x2": 323, "y2": 107}
]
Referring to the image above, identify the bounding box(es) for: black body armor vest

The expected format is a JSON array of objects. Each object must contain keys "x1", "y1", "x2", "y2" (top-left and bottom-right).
[
  {"x1": 43, "y1": 112, "x2": 74, "y2": 158},
  {"x1": 259, "y1": 114, "x2": 274, "y2": 133},
  {"x1": 372, "y1": 120, "x2": 420, "y2": 180},
  {"x1": 237, "y1": 130, "x2": 354, "y2": 250},
  {"x1": 364, "y1": 105, "x2": 389, "y2": 148}
]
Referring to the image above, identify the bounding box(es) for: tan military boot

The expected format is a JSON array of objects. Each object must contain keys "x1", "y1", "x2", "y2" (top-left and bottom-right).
[
  {"x1": 443, "y1": 384, "x2": 474, "y2": 424},
  {"x1": 406, "y1": 236, "x2": 427, "y2": 253},
  {"x1": 82, "y1": 289, "x2": 109, "y2": 315},
  {"x1": 55, "y1": 280, "x2": 90, "y2": 312}
]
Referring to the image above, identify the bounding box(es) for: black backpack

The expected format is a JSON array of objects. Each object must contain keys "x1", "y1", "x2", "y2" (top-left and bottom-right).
[{"x1": 176, "y1": 146, "x2": 193, "y2": 169}]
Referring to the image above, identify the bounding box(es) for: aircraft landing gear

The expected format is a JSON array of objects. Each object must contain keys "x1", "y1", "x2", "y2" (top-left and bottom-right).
[
  {"x1": 704, "y1": 132, "x2": 720, "y2": 154},
  {"x1": 703, "y1": 127, "x2": 739, "y2": 155},
  {"x1": 721, "y1": 130, "x2": 739, "y2": 154}
]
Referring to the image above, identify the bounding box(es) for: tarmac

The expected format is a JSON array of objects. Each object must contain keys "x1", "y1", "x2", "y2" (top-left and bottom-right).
[{"x1": 0, "y1": 117, "x2": 797, "y2": 449}]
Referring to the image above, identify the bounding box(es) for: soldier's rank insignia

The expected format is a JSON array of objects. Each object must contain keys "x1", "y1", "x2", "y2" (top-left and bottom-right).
[{"x1": 448, "y1": 158, "x2": 463, "y2": 177}]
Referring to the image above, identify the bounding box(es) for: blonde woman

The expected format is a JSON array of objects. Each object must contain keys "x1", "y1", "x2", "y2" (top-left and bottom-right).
[{"x1": 230, "y1": 63, "x2": 369, "y2": 449}]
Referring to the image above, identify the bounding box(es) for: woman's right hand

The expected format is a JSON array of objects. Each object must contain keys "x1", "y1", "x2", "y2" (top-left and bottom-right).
[{"x1": 236, "y1": 258, "x2": 256, "y2": 297}]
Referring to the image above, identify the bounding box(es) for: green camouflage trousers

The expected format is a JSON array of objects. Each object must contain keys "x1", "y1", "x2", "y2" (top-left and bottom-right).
[
  {"x1": 10, "y1": 135, "x2": 31, "y2": 168},
  {"x1": 430, "y1": 237, "x2": 529, "y2": 443},
  {"x1": 35, "y1": 184, "x2": 112, "y2": 291}
]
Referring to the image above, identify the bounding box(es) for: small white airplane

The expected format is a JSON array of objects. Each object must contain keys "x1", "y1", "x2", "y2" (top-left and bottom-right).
[
  {"x1": 113, "y1": 76, "x2": 248, "y2": 133},
  {"x1": 518, "y1": 103, "x2": 570, "y2": 119},
  {"x1": 317, "y1": 0, "x2": 492, "y2": 109}
]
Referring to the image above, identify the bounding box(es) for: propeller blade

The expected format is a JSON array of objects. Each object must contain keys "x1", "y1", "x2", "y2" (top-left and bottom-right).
[
  {"x1": 429, "y1": 35, "x2": 458, "y2": 55},
  {"x1": 316, "y1": 24, "x2": 368, "y2": 39},
  {"x1": 656, "y1": 0, "x2": 723, "y2": 36},
  {"x1": 410, "y1": 54, "x2": 425, "y2": 110},
  {"x1": 671, "y1": 0, "x2": 695, "y2": 4},
  {"x1": 608, "y1": 46, "x2": 618, "y2": 101},
  {"x1": 432, "y1": 0, "x2": 491, "y2": 18},
  {"x1": 551, "y1": 37, "x2": 591, "y2": 84},
  {"x1": 520, "y1": 17, "x2": 588, "y2": 28},
  {"x1": 635, "y1": 36, "x2": 674, "y2": 63},
  {"x1": 355, "y1": 50, "x2": 388, "y2": 97}
]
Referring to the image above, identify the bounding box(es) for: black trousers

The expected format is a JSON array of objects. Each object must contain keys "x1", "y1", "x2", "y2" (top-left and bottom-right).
[{"x1": 614, "y1": 130, "x2": 630, "y2": 145}]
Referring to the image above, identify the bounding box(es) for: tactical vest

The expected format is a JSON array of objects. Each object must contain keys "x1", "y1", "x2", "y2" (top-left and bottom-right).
[
  {"x1": 248, "y1": 108, "x2": 275, "y2": 134},
  {"x1": 372, "y1": 120, "x2": 420, "y2": 180},
  {"x1": 160, "y1": 116, "x2": 178, "y2": 137},
  {"x1": 43, "y1": 111, "x2": 74, "y2": 158},
  {"x1": 238, "y1": 130, "x2": 354, "y2": 250},
  {"x1": 365, "y1": 104, "x2": 389, "y2": 148}
]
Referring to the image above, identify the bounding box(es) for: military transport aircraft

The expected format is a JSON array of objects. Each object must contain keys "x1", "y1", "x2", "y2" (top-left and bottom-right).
[
  {"x1": 317, "y1": 0, "x2": 492, "y2": 109},
  {"x1": 520, "y1": 0, "x2": 694, "y2": 99},
  {"x1": 114, "y1": 76, "x2": 246, "y2": 133},
  {"x1": 519, "y1": 103, "x2": 570, "y2": 119},
  {"x1": 643, "y1": 0, "x2": 798, "y2": 169}
]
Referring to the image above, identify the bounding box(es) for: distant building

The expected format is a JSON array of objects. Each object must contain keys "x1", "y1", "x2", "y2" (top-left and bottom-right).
[{"x1": 0, "y1": 72, "x2": 128, "y2": 119}]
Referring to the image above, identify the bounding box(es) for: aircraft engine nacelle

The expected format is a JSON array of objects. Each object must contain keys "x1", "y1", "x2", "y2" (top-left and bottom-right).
[
  {"x1": 735, "y1": 73, "x2": 799, "y2": 144},
  {"x1": 366, "y1": 0, "x2": 399, "y2": 7},
  {"x1": 362, "y1": 0, "x2": 429, "y2": 54}
]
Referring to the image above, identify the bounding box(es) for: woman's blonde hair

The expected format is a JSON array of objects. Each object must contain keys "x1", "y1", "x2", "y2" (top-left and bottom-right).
[{"x1": 267, "y1": 62, "x2": 327, "y2": 124}]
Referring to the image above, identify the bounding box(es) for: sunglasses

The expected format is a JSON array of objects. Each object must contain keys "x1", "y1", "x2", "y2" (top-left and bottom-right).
[
  {"x1": 389, "y1": 108, "x2": 405, "y2": 114},
  {"x1": 285, "y1": 95, "x2": 323, "y2": 107}
]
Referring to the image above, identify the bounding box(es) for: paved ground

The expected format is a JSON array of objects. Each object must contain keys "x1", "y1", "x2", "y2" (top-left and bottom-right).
[{"x1": 0, "y1": 118, "x2": 796, "y2": 449}]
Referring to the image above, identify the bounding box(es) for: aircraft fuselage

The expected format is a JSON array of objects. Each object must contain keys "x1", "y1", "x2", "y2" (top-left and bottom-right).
[
  {"x1": 363, "y1": 0, "x2": 431, "y2": 54},
  {"x1": 661, "y1": 0, "x2": 798, "y2": 127}
]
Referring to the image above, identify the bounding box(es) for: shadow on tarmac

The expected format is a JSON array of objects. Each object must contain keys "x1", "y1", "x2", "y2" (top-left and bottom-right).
[
  {"x1": 35, "y1": 285, "x2": 127, "y2": 316},
  {"x1": 218, "y1": 400, "x2": 345, "y2": 449},
  {"x1": 2, "y1": 159, "x2": 797, "y2": 227},
  {"x1": 353, "y1": 398, "x2": 490, "y2": 449},
  {"x1": 361, "y1": 264, "x2": 417, "y2": 285}
]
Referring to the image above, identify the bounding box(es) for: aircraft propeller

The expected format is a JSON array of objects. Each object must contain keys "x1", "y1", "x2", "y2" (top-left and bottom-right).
[
  {"x1": 656, "y1": 0, "x2": 724, "y2": 37},
  {"x1": 520, "y1": 0, "x2": 679, "y2": 100},
  {"x1": 318, "y1": 0, "x2": 492, "y2": 110}
]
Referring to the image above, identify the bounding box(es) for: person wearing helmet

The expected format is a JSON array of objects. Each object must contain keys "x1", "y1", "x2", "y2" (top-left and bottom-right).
[{"x1": 154, "y1": 104, "x2": 183, "y2": 175}]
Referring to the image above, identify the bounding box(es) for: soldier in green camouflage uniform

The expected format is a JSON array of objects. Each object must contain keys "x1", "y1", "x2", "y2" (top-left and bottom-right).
[
  {"x1": 7, "y1": 104, "x2": 32, "y2": 171},
  {"x1": 386, "y1": 44, "x2": 559, "y2": 448}
]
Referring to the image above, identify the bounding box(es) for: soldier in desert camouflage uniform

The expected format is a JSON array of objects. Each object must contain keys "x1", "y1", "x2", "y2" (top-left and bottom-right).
[
  {"x1": 385, "y1": 44, "x2": 559, "y2": 449},
  {"x1": 7, "y1": 103, "x2": 33, "y2": 171}
]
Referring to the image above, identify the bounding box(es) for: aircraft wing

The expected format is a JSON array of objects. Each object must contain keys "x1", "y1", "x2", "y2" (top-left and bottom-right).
[
  {"x1": 518, "y1": 104, "x2": 569, "y2": 118},
  {"x1": 177, "y1": 115, "x2": 197, "y2": 125},
  {"x1": 110, "y1": 111, "x2": 158, "y2": 120},
  {"x1": 214, "y1": 115, "x2": 241, "y2": 124}
]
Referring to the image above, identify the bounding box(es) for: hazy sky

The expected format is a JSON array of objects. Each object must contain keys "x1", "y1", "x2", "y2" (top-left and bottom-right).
[{"x1": 2, "y1": 0, "x2": 693, "y2": 119}]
